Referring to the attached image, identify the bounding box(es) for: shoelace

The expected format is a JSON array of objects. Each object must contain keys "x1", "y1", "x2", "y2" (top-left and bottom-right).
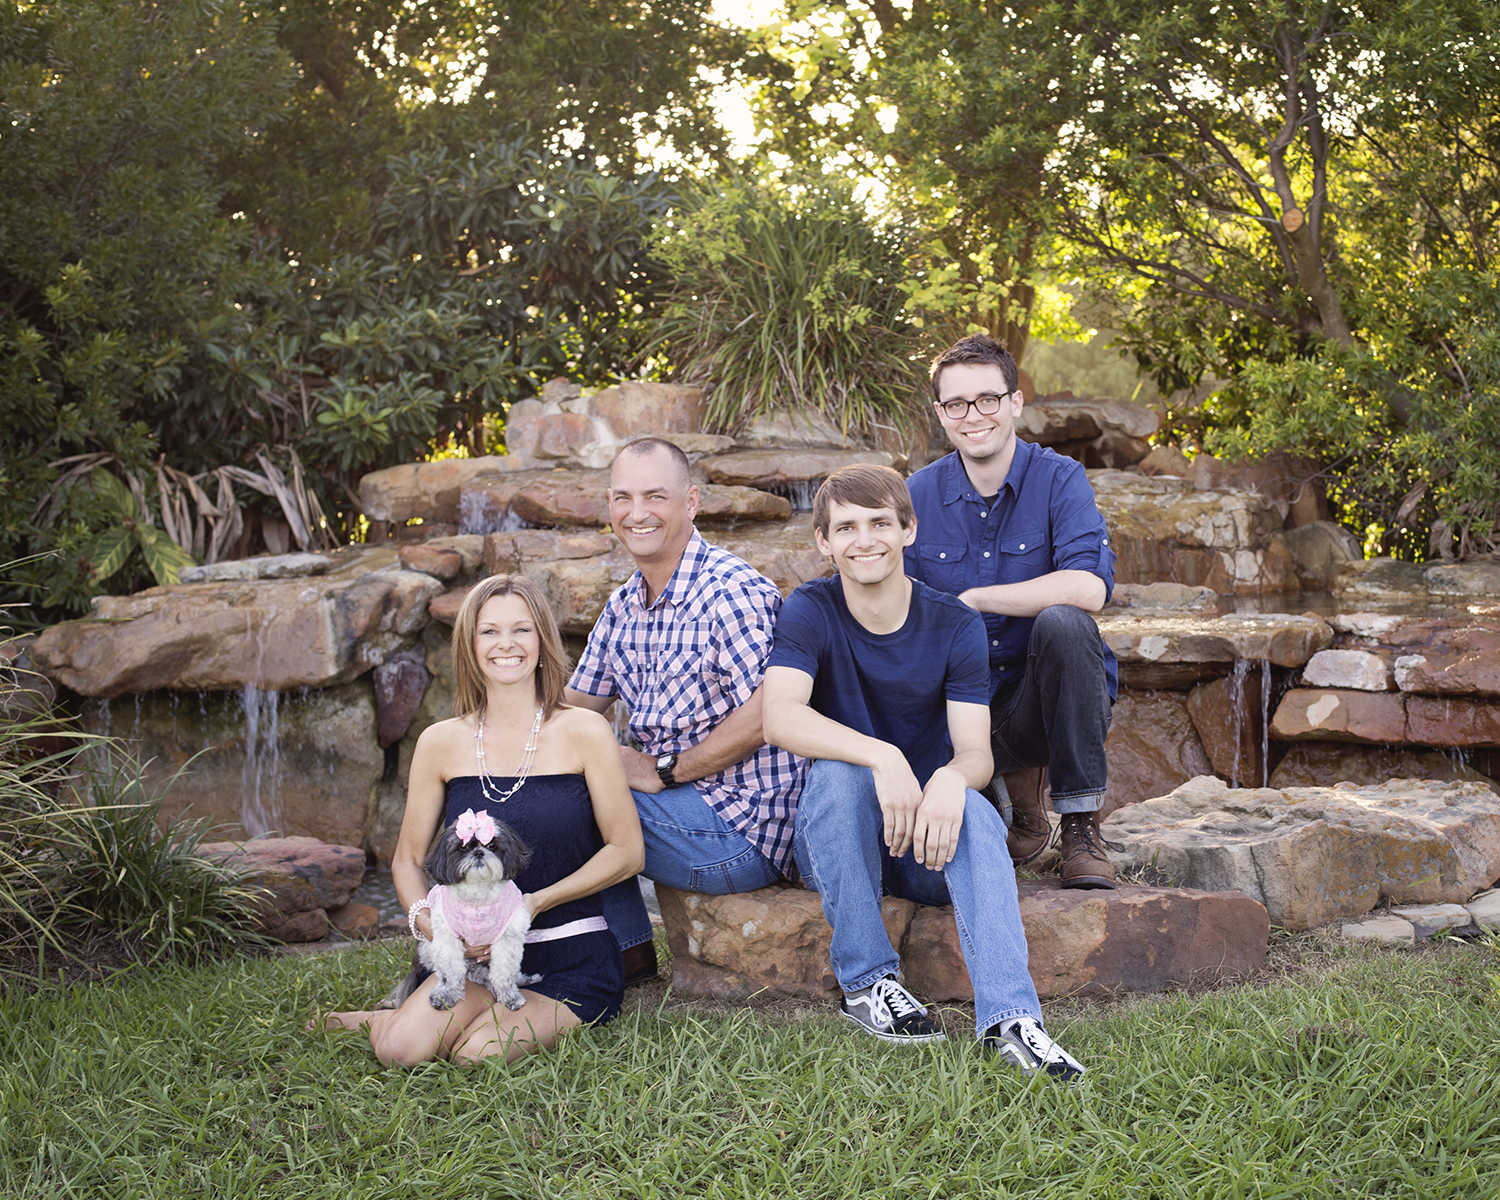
[
  {"x1": 1060, "y1": 814, "x2": 1122, "y2": 854},
  {"x1": 872, "y1": 978, "x2": 924, "y2": 1023},
  {"x1": 1010, "y1": 1019, "x2": 1060, "y2": 1063}
]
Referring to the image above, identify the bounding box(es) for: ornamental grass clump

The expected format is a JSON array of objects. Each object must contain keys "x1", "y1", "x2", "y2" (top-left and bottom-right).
[
  {"x1": 0, "y1": 638, "x2": 266, "y2": 978},
  {"x1": 647, "y1": 173, "x2": 924, "y2": 438}
]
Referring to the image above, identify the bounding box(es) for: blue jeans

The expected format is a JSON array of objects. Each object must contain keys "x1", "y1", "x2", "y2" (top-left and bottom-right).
[
  {"x1": 793, "y1": 759, "x2": 1041, "y2": 1036},
  {"x1": 601, "y1": 782, "x2": 782, "y2": 950}
]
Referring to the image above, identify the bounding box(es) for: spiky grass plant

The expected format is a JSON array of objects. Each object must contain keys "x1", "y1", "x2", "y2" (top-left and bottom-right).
[
  {"x1": 648, "y1": 173, "x2": 924, "y2": 438},
  {"x1": 0, "y1": 640, "x2": 265, "y2": 977}
]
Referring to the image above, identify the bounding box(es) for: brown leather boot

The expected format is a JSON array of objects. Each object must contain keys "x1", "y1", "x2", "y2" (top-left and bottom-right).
[
  {"x1": 1005, "y1": 768, "x2": 1051, "y2": 865},
  {"x1": 1058, "y1": 811, "x2": 1116, "y2": 889}
]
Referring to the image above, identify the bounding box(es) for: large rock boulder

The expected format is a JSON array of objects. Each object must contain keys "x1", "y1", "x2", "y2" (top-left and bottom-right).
[
  {"x1": 1270, "y1": 688, "x2": 1500, "y2": 747},
  {"x1": 32, "y1": 549, "x2": 441, "y2": 697},
  {"x1": 1268, "y1": 743, "x2": 1500, "y2": 791},
  {"x1": 657, "y1": 880, "x2": 1267, "y2": 1001},
  {"x1": 1019, "y1": 393, "x2": 1160, "y2": 468},
  {"x1": 457, "y1": 469, "x2": 789, "y2": 533},
  {"x1": 1096, "y1": 611, "x2": 1332, "y2": 690},
  {"x1": 1105, "y1": 775, "x2": 1500, "y2": 929},
  {"x1": 1104, "y1": 691, "x2": 1216, "y2": 813},
  {"x1": 698, "y1": 449, "x2": 896, "y2": 491},
  {"x1": 1092, "y1": 472, "x2": 1299, "y2": 595},
  {"x1": 358, "y1": 456, "x2": 533, "y2": 524},
  {"x1": 87, "y1": 682, "x2": 386, "y2": 847},
  {"x1": 201, "y1": 836, "x2": 365, "y2": 943}
]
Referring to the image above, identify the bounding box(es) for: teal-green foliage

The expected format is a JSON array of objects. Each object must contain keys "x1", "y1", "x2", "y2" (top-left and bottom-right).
[
  {"x1": 649, "y1": 174, "x2": 923, "y2": 436},
  {"x1": 1, "y1": 1, "x2": 675, "y2": 620},
  {"x1": 2, "y1": 937, "x2": 1499, "y2": 1196},
  {"x1": 1209, "y1": 271, "x2": 1500, "y2": 558}
]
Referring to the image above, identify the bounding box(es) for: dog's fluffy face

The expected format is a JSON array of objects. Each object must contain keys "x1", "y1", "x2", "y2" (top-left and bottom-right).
[{"x1": 424, "y1": 816, "x2": 531, "y2": 890}]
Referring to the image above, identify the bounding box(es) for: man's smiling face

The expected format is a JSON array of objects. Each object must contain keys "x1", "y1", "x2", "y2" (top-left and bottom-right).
[
  {"x1": 608, "y1": 445, "x2": 699, "y2": 571},
  {"x1": 814, "y1": 498, "x2": 916, "y2": 587},
  {"x1": 934, "y1": 361, "x2": 1024, "y2": 465}
]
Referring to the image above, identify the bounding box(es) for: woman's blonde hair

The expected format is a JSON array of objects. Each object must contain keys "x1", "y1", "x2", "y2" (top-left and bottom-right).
[{"x1": 450, "y1": 574, "x2": 569, "y2": 720}]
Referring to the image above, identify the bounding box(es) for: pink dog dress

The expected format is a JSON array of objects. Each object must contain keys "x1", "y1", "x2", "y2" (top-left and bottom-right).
[{"x1": 427, "y1": 880, "x2": 526, "y2": 945}]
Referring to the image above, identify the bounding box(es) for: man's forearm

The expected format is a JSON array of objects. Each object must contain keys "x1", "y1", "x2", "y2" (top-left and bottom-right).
[
  {"x1": 959, "y1": 569, "x2": 1106, "y2": 617},
  {"x1": 764, "y1": 698, "x2": 894, "y2": 773}
]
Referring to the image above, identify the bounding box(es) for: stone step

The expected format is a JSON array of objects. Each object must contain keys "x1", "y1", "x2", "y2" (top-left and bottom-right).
[{"x1": 655, "y1": 879, "x2": 1268, "y2": 1003}]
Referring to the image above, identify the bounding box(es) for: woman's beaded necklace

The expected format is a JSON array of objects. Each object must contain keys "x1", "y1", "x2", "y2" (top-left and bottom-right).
[{"x1": 474, "y1": 706, "x2": 543, "y2": 804}]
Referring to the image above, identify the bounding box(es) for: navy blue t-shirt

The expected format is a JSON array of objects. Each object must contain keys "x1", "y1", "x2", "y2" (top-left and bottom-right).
[{"x1": 768, "y1": 576, "x2": 991, "y2": 786}]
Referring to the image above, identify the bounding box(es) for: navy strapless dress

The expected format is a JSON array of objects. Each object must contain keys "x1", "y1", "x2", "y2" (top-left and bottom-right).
[{"x1": 440, "y1": 773, "x2": 624, "y2": 1026}]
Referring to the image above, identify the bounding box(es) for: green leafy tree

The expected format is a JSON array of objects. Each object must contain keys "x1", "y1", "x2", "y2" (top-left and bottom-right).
[{"x1": 1036, "y1": 0, "x2": 1500, "y2": 555}]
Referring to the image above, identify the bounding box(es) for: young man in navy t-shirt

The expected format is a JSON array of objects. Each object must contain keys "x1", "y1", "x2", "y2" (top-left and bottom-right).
[{"x1": 763, "y1": 465, "x2": 1084, "y2": 1079}]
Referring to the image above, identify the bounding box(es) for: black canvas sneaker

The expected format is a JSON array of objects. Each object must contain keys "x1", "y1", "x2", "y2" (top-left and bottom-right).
[
  {"x1": 839, "y1": 976, "x2": 945, "y2": 1043},
  {"x1": 984, "y1": 1017, "x2": 1086, "y2": 1081}
]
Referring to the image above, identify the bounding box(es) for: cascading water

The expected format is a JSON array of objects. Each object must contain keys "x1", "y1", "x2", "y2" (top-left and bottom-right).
[
  {"x1": 1226, "y1": 659, "x2": 1250, "y2": 787},
  {"x1": 458, "y1": 490, "x2": 532, "y2": 535},
  {"x1": 1258, "y1": 657, "x2": 1272, "y2": 787},
  {"x1": 239, "y1": 682, "x2": 282, "y2": 836},
  {"x1": 770, "y1": 479, "x2": 821, "y2": 512}
]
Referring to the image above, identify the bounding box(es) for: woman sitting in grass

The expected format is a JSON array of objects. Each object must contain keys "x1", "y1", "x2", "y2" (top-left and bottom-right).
[{"x1": 316, "y1": 574, "x2": 643, "y2": 1065}]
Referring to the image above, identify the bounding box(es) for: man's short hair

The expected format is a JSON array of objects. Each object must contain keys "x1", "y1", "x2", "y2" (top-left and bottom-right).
[
  {"x1": 928, "y1": 334, "x2": 1019, "y2": 399},
  {"x1": 615, "y1": 436, "x2": 692, "y2": 488},
  {"x1": 813, "y1": 464, "x2": 916, "y2": 535}
]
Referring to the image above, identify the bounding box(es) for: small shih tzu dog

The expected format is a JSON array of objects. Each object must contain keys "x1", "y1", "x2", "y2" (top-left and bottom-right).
[{"x1": 417, "y1": 808, "x2": 537, "y2": 1011}]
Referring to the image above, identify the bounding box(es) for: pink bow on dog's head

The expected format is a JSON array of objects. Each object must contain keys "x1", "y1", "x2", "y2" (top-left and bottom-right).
[{"x1": 455, "y1": 808, "x2": 497, "y2": 846}]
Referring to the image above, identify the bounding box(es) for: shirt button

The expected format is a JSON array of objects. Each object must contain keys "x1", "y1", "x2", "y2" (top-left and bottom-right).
[
  {"x1": 992, "y1": 640, "x2": 1000, "y2": 647},
  {"x1": 1018, "y1": 542, "x2": 1027, "y2": 550},
  {"x1": 983, "y1": 551, "x2": 991, "y2": 558},
  {"x1": 938, "y1": 552, "x2": 947, "y2": 559},
  {"x1": 979, "y1": 511, "x2": 987, "y2": 518}
]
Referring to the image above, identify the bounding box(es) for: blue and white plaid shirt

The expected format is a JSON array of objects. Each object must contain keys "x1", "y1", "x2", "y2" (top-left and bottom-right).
[{"x1": 569, "y1": 531, "x2": 806, "y2": 871}]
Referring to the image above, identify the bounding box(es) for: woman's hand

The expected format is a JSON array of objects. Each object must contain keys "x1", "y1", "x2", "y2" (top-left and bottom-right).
[{"x1": 462, "y1": 939, "x2": 491, "y2": 962}]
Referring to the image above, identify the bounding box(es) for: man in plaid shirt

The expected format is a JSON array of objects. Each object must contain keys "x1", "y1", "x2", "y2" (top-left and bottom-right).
[{"x1": 566, "y1": 438, "x2": 807, "y2": 981}]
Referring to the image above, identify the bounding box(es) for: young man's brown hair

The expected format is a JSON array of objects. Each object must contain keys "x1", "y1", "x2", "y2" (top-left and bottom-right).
[
  {"x1": 928, "y1": 334, "x2": 1020, "y2": 399},
  {"x1": 812, "y1": 464, "x2": 916, "y2": 536}
]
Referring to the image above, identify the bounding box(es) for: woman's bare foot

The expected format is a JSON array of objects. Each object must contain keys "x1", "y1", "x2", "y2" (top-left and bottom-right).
[{"x1": 306, "y1": 1009, "x2": 377, "y2": 1033}]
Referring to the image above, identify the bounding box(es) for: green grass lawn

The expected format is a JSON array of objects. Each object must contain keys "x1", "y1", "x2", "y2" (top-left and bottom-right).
[{"x1": 2, "y1": 933, "x2": 1497, "y2": 1199}]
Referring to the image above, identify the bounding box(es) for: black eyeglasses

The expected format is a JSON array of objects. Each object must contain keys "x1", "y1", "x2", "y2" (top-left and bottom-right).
[{"x1": 934, "y1": 392, "x2": 1013, "y2": 420}]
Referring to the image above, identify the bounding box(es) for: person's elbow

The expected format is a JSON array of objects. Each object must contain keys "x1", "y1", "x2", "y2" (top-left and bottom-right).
[{"x1": 1076, "y1": 571, "x2": 1108, "y2": 612}]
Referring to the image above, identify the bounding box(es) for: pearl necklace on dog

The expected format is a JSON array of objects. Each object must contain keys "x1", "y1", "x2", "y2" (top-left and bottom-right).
[{"x1": 474, "y1": 706, "x2": 543, "y2": 804}]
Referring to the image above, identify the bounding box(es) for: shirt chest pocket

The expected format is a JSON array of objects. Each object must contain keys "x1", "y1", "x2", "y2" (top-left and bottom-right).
[
  {"x1": 996, "y1": 529, "x2": 1049, "y2": 582},
  {"x1": 640, "y1": 622, "x2": 715, "y2": 687},
  {"x1": 916, "y1": 541, "x2": 973, "y2": 593}
]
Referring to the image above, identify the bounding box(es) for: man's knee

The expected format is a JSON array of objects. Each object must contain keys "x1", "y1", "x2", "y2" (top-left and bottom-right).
[
  {"x1": 1032, "y1": 604, "x2": 1097, "y2": 643},
  {"x1": 802, "y1": 759, "x2": 877, "y2": 812}
]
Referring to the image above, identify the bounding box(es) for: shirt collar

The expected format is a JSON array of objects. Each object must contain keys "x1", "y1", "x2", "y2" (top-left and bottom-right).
[
  {"x1": 936, "y1": 438, "x2": 1035, "y2": 503},
  {"x1": 629, "y1": 528, "x2": 706, "y2": 612}
]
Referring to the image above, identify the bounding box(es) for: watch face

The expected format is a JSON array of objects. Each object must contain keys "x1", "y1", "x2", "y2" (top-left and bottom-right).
[{"x1": 657, "y1": 754, "x2": 673, "y2": 769}]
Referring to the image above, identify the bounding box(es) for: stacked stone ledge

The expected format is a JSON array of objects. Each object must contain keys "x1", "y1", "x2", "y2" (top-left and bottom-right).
[{"x1": 25, "y1": 378, "x2": 1500, "y2": 968}]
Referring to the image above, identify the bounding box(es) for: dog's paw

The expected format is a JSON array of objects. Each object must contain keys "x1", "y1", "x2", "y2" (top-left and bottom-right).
[
  {"x1": 429, "y1": 986, "x2": 462, "y2": 1010},
  {"x1": 500, "y1": 989, "x2": 526, "y2": 1011},
  {"x1": 517, "y1": 972, "x2": 543, "y2": 987}
]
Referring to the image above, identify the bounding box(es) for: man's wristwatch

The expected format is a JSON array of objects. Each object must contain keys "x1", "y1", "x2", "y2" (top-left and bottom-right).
[{"x1": 655, "y1": 751, "x2": 679, "y2": 788}]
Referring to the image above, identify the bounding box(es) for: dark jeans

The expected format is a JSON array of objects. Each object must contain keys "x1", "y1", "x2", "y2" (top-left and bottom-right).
[{"x1": 989, "y1": 605, "x2": 1112, "y2": 814}]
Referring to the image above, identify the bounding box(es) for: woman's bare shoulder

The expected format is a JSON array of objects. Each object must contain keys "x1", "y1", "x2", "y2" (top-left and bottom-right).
[
  {"x1": 413, "y1": 715, "x2": 474, "y2": 760},
  {"x1": 551, "y1": 704, "x2": 615, "y2": 742}
]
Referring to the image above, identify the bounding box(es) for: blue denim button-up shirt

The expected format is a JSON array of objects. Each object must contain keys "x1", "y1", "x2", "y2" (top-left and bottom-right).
[{"x1": 904, "y1": 441, "x2": 1118, "y2": 700}]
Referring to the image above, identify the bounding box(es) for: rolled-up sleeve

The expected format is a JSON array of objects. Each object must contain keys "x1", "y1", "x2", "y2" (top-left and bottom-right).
[{"x1": 1050, "y1": 462, "x2": 1116, "y2": 601}]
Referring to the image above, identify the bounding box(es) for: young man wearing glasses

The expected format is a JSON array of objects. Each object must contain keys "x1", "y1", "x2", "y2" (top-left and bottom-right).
[{"x1": 904, "y1": 335, "x2": 1118, "y2": 889}]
